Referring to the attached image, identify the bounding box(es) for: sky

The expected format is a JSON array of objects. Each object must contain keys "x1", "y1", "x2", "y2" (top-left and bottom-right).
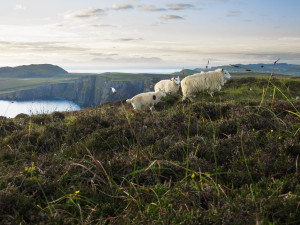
[{"x1": 0, "y1": 0, "x2": 300, "y2": 72}]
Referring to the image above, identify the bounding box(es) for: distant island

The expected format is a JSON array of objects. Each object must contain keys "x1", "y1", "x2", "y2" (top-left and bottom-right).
[{"x1": 0, "y1": 64, "x2": 68, "y2": 78}]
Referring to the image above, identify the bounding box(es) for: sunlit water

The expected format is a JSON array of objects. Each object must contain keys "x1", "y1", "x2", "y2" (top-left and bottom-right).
[{"x1": 0, "y1": 99, "x2": 81, "y2": 118}]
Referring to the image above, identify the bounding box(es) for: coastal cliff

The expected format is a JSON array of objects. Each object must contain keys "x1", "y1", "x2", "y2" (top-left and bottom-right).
[{"x1": 0, "y1": 76, "x2": 155, "y2": 107}]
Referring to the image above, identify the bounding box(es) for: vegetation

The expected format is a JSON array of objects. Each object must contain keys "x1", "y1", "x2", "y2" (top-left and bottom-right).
[
  {"x1": 0, "y1": 64, "x2": 68, "y2": 78},
  {"x1": 0, "y1": 72, "x2": 299, "y2": 224}
]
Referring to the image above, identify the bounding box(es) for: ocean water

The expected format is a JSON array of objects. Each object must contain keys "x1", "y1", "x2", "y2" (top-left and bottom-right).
[{"x1": 0, "y1": 99, "x2": 81, "y2": 118}]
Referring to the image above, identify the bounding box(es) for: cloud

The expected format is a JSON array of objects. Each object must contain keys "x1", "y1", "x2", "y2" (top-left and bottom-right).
[
  {"x1": 91, "y1": 56, "x2": 164, "y2": 64},
  {"x1": 64, "y1": 8, "x2": 104, "y2": 19},
  {"x1": 227, "y1": 11, "x2": 241, "y2": 17},
  {"x1": 167, "y1": 4, "x2": 195, "y2": 10},
  {"x1": 214, "y1": 0, "x2": 229, "y2": 2},
  {"x1": 244, "y1": 52, "x2": 300, "y2": 59},
  {"x1": 104, "y1": 38, "x2": 143, "y2": 42},
  {"x1": 0, "y1": 41, "x2": 88, "y2": 53},
  {"x1": 91, "y1": 53, "x2": 119, "y2": 56},
  {"x1": 160, "y1": 15, "x2": 184, "y2": 20},
  {"x1": 139, "y1": 4, "x2": 166, "y2": 12},
  {"x1": 278, "y1": 37, "x2": 300, "y2": 41},
  {"x1": 87, "y1": 24, "x2": 115, "y2": 28},
  {"x1": 198, "y1": 0, "x2": 229, "y2": 3},
  {"x1": 111, "y1": 4, "x2": 133, "y2": 10},
  {"x1": 15, "y1": 4, "x2": 26, "y2": 10},
  {"x1": 113, "y1": 38, "x2": 143, "y2": 42},
  {"x1": 55, "y1": 24, "x2": 64, "y2": 28}
]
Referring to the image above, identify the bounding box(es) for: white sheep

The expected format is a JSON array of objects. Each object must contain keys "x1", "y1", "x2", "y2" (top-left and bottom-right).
[
  {"x1": 181, "y1": 68, "x2": 231, "y2": 101},
  {"x1": 126, "y1": 89, "x2": 166, "y2": 111},
  {"x1": 154, "y1": 76, "x2": 180, "y2": 95}
]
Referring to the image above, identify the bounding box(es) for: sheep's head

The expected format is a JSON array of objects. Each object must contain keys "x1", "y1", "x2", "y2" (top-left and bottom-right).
[
  {"x1": 175, "y1": 76, "x2": 181, "y2": 85},
  {"x1": 223, "y1": 69, "x2": 232, "y2": 80},
  {"x1": 159, "y1": 88, "x2": 167, "y2": 97}
]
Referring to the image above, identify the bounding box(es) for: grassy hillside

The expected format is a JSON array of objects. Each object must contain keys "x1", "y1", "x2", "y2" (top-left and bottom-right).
[
  {"x1": 0, "y1": 77, "x2": 79, "y2": 94},
  {"x1": 0, "y1": 64, "x2": 75, "y2": 94},
  {"x1": 0, "y1": 64, "x2": 68, "y2": 78},
  {"x1": 0, "y1": 76, "x2": 299, "y2": 224}
]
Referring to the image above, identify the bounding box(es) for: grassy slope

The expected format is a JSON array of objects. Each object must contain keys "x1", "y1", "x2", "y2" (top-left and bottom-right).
[
  {"x1": 0, "y1": 76, "x2": 78, "y2": 94},
  {"x1": 0, "y1": 76, "x2": 300, "y2": 224}
]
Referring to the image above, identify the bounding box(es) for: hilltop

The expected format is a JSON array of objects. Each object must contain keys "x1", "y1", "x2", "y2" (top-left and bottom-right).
[
  {"x1": 0, "y1": 75, "x2": 299, "y2": 224},
  {"x1": 0, "y1": 64, "x2": 68, "y2": 78}
]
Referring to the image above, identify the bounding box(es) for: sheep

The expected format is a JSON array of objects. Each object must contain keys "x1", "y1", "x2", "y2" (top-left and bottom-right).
[
  {"x1": 126, "y1": 89, "x2": 166, "y2": 111},
  {"x1": 181, "y1": 68, "x2": 231, "y2": 102},
  {"x1": 154, "y1": 76, "x2": 180, "y2": 95}
]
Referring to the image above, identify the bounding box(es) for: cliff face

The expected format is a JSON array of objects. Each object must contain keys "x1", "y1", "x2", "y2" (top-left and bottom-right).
[{"x1": 0, "y1": 76, "x2": 155, "y2": 107}]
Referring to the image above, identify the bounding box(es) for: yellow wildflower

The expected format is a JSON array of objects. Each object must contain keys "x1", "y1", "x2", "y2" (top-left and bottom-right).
[
  {"x1": 75, "y1": 190, "x2": 80, "y2": 194},
  {"x1": 191, "y1": 173, "x2": 195, "y2": 179},
  {"x1": 270, "y1": 130, "x2": 274, "y2": 133},
  {"x1": 205, "y1": 172, "x2": 210, "y2": 177}
]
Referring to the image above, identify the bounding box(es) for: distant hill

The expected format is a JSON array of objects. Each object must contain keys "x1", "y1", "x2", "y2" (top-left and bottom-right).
[
  {"x1": 173, "y1": 63, "x2": 300, "y2": 76},
  {"x1": 0, "y1": 64, "x2": 68, "y2": 78}
]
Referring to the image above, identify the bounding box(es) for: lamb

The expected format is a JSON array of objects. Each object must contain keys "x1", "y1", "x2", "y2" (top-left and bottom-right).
[
  {"x1": 154, "y1": 76, "x2": 180, "y2": 95},
  {"x1": 126, "y1": 89, "x2": 166, "y2": 111},
  {"x1": 181, "y1": 68, "x2": 231, "y2": 101}
]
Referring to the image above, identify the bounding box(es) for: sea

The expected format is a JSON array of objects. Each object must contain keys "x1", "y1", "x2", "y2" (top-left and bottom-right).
[{"x1": 0, "y1": 99, "x2": 81, "y2": 118}]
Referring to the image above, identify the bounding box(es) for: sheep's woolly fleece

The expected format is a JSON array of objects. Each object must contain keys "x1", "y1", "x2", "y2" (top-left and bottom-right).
[
  {"x1": 126, "y1": 90, "x2": 166, "y2": 110},
  {"x1": 154, "y1": 76, "x2": 180, "y2": 96},
  {"x1": 181, "y1": 68, "x2": 231, "y2": 101}
]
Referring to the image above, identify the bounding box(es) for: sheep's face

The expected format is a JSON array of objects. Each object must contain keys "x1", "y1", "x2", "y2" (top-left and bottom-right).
[
  {"x1": 160, "y1": 89, "x2": 167, "y2": 97},
  {"x1": 175, "y1": 76, "x2": 181, "y2": 85},
  {"x1": 223, "y1": 70, "x2": 232, "y2": 80}
]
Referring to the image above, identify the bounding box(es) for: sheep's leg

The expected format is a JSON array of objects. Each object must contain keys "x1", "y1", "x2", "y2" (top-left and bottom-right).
[
  {"x1": 182, "y1": 95, "x2": 187, "y2": 101},
  {"x1": 150, "y1": 106, "x2": 154, "y2": 112}
]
